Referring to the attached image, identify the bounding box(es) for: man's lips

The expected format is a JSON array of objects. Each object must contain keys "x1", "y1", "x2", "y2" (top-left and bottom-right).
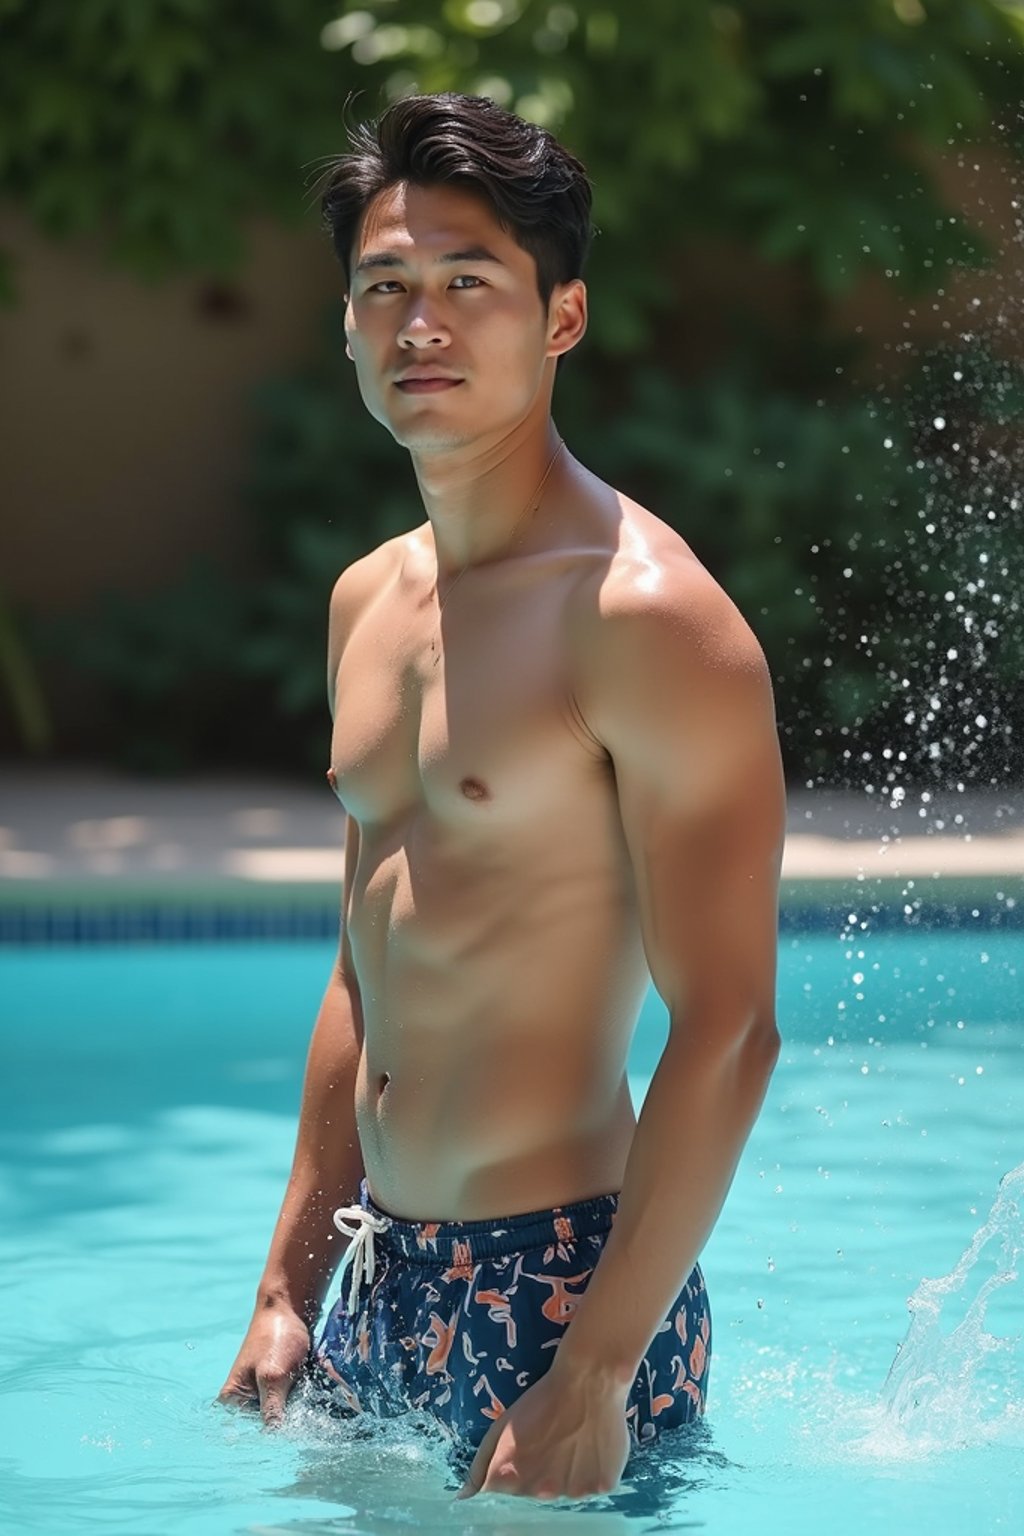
[{"x1": 394, "y1": 377, "x2": 463, "y2": 393}]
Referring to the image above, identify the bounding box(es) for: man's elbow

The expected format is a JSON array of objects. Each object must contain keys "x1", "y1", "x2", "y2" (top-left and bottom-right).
[
  {"x1": 741, "y1": 1005, "x2": 781, "y2": 1061},
  {"x1": 666, "y1": 1001, "x2": 780, "y2": 1072},
  {"x1": 717, "y1": 1013, "x2": 780, "y2": 1107},
  {"x1": 754, "y1": 1016, "x2": 782, "y2": 1073}
]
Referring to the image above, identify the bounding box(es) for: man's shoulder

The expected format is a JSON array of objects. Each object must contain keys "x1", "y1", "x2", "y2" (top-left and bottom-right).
[
  {"x1": 329, "y1": 532, "x2": 408, "y2": 617},
  {"x1": 329, "y1": 527, "x2": 430, "y2": 640},
  {"x1": 569, "y1": 496, "x2": 766, "y2": 683},
  {"x1": 566, "y1": 495, "x2": 779, "y2": 789},
  {"x1": 327, "y1": 529, "x2": 421, "y2": 684}
]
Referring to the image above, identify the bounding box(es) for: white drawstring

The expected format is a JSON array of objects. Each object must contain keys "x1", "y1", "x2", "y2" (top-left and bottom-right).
[{"x1": 333, "y1": 1203, "x2": 392, "y2": 1315}]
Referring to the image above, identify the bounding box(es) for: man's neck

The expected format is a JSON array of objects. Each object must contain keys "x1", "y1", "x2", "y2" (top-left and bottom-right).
[{"x1": 412, "y1": 421, "x2": 565, "y2": 577}]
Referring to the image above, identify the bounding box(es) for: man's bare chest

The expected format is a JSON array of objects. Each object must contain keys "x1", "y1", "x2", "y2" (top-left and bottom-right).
[{"x1": 329, "y1": 571, "x2": 603, "y2": 829}]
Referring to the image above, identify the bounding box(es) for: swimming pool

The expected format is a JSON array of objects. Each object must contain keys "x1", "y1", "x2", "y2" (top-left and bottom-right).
[{"x1": 1, "y1": 928, "x2": 1022, "y2": 1534}]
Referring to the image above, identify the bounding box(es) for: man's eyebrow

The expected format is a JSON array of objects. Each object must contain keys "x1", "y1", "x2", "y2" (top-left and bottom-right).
[{"x1": 353, "y1": 245, "x2": 505, "y2": 275}]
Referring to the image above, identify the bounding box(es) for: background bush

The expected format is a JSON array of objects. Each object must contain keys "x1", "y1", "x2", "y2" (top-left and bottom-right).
[
  {"x1": 39, "y1": 313, "x2": 1024, "y2": 785},
  {"x1": 8, "y1": 0, "x2": 1024, "y2": 783}
]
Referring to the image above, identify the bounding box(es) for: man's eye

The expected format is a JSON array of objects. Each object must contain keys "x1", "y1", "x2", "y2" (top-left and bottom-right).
[
  {"x1": 450, "y1": 275, "x2": 484, "y2": 289},
  {"x1": 369, "y1": 281, "x2": 404, "y2": 294}
]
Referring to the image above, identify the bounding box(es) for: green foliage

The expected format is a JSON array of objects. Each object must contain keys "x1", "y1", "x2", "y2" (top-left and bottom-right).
[
  {"x1": 2, "y1": 0, "x2": 1022, "y2": 340},
  {"x1": 0, "y1": 0, "x2": 346, "y2": 289},
  {"x1": 37, "y1": 557, "x2": 258, "y2": 774},
  {"x1": 0, "y1": 587, "x2": 52, "y2": 753},
  {"x1": 34, "y1": 315, "x2": 419, "y2": 775},
  {"x1": 315, "y1": 0, "x2": 1024, "y2": 347},
  {"x1": 239, "y1": 313, "x2": 417, "y2": 730},
  {"x1": 555, "y1": 341, "x2": 1023, "y2": 786},
  {"x1": 9, "y1": 2, "x2": 1024, "y2": 783},
  {"x1": 47, "y1": 309, "x2": 1022, "y2": 785}
]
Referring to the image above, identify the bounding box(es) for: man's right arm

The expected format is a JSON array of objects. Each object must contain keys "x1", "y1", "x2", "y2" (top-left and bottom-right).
[
  {"x1": 217, "y1": 552, "x2": 383, "y2": 1424},
  {"x1": 215, "y1": 826, "x2": 365, "y2": 1423},
  {"x1": 253, "y1": 816, "x2": 365, "y2": 1326}
]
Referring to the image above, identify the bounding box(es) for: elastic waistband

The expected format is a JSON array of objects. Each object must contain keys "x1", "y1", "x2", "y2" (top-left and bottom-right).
[{"x1": 359, "y1": 1178, "x2": 619, "y2": 1266}]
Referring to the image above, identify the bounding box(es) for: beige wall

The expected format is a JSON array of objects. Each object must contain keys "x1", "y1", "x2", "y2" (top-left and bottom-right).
[
  {"x1": 0, "y1": 209, "x2": 343, "y2": 613},
  {"x1": 1, "y1": 139, "x2": 1019, "y2": 620}
]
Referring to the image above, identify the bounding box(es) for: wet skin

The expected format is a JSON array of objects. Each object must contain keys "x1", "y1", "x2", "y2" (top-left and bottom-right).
[
  {"x1": 328, "y1": 492, "x2": 652, "y2": 1221},
  {"x1": 326, "y1": 181, "x2": 781, "y2": 1222},
  {"x1": 218, "y1": 181, "x2": 782, "y2": 1489}
]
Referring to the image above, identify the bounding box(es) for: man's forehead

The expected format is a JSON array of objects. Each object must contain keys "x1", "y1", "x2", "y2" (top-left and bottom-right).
[{"x1": 354, "y1": 181, "x2": 515, "y2": 265}]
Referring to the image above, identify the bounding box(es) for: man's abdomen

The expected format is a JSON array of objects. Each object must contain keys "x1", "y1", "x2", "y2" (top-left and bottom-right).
[{"x1": 347, "y1": 797, "x2": 648, "y2": 1221}]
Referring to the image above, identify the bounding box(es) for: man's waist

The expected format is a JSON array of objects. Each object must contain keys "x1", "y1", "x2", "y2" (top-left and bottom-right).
[{"x1": 358, "y1": 1176, "x2": 620, "y2": 1265}]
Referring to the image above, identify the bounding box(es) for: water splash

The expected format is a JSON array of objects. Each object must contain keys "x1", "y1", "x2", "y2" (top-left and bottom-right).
[{"x1": 876, "y1": 1161, "x2": 1024, "y2": 1451}]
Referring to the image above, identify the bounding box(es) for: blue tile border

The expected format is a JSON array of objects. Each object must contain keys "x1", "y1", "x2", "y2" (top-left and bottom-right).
[
  {"x1": 779, "y1": 901, "x2": 1020, "y2": 933},
  {"x1": 0, "y1": 897, "x2": 1018, "y2": 945},
  {"x1": 0, "y1": 904, "x2": 339, "y2": 946}
]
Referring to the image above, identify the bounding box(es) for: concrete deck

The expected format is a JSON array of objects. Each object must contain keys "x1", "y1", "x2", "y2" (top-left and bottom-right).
[{"x1": 0, "y1": 767, "x2": 1021, "y2": 891}]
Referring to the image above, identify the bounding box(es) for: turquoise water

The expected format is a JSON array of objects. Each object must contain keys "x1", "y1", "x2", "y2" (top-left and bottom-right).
[{"x1": 1, "y1": 930, "x2": 1023, "y2": 1534}]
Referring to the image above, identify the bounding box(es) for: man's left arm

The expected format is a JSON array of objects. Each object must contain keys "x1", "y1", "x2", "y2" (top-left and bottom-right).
[
  {"x1": 458, "y1": 559, "x2": 785, "y2": 1501},
  {"x1": 551, "y1": 564, "x2": 785, "y2": 1393}
]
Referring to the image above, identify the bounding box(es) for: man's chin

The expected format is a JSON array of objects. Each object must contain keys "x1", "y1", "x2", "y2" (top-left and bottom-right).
[{"x1": 387, "y1": 420, "x2": 476, "y2": 453}]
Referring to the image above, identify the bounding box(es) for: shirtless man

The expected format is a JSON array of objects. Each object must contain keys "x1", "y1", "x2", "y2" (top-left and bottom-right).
[{"x1": 218, "y1": 93, "x2": 784, "y2": 1502}]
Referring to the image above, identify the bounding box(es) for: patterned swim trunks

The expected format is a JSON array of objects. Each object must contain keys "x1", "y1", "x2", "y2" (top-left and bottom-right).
[{"x1": 311, "y1": 1179, "x2": 711, "y2": 1451}]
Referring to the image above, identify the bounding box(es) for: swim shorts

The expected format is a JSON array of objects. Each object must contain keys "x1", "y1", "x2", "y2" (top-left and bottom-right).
[{"x1": 311, "y1": 1179, "x2": 711, "y2": 1451}]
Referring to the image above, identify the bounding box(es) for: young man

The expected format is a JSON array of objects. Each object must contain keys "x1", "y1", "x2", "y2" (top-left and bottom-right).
[{"x1": 218, "y1": 93, "x2": 784, "y2": 1502}]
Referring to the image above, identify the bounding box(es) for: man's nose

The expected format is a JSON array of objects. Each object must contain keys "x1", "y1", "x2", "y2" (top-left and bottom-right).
[{"x1": 397, "y1": 299, "x2": 449, "y2": 349}]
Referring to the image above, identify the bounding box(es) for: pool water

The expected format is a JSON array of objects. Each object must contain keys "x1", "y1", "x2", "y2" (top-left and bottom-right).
[{"x1": 1, "y1": 930, "x2": 1023, "y2": 1534}]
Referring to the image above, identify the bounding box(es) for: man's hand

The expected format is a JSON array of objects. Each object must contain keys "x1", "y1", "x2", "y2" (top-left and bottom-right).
[
  {"x1": 456, "y1": 1362, "x2": 631, "y2": 1502},
  {"x1": 216, "y1": 1305, "x2": 311, "y2": 1427}
]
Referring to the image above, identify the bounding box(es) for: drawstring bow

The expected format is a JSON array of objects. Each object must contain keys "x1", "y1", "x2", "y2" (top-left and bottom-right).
[{"x1": 332, "y1": 1203, "x2": 392, "y2": 1315}]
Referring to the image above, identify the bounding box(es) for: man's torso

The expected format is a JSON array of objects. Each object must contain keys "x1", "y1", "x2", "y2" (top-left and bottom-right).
[{"x1": 330, "y1": 484, "x2": 687, "y2": 1219}]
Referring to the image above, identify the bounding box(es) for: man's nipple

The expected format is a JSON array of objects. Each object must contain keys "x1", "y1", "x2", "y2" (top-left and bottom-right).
[{"x1": 459, "y1": 776, "x2": 490, "y2": 802}]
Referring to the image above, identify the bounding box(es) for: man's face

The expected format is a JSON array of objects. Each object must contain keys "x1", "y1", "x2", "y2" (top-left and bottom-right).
[{"x1": 344, "y1": 180, "x2": 584, "y2": 452}]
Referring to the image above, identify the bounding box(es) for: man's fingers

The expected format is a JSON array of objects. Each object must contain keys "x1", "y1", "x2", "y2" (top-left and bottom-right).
[
  {"x1": 216, "y1": 1377, "x2": 259, "y2": 1411},
  {"x1": 257, "y1": 1367, "x2": 297, "y2": 1428},
  {"x1": 456, "y1": 1419, "x2": 502, "y2": 1499}
]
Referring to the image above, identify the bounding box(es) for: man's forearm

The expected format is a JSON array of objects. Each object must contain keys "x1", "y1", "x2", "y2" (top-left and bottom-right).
[
  {"x1": 552, "y1": 1015, "x2": 780, "y2": 1388},
  {"x1": 256, "y1": 1168, "x2": 361, "y2": 1328},
  {"x1": 256, "y1": 972, "x2": 365, "y2": 1329}
]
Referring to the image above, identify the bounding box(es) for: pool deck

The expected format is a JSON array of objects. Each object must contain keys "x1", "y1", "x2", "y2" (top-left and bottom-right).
[{"x1": 0, "y1": 767, "x2": 1020, "y2": 900}]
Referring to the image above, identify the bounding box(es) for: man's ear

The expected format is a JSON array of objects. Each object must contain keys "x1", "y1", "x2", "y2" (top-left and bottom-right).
[
  {"x1": 546, "y1": 279, "x2": 588, "y2": 360},
  {"x1": 343, "y1": 297, "x2": 354, "y2": 361}
]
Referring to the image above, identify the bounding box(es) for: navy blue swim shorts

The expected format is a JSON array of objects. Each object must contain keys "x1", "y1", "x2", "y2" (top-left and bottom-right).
[{"x1": 311, "y1": 1179, "x2": 711, "y2": 1451}]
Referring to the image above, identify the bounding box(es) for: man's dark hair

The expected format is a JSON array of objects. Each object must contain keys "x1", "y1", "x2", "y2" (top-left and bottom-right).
[{"x1": 319, "y1": 93, "x2": 593, "y2": 307}]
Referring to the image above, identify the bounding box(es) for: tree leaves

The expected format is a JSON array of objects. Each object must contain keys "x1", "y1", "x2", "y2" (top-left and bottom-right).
[{"x1": 2, "y1": 0, "x2": 1020, "y2": 338}]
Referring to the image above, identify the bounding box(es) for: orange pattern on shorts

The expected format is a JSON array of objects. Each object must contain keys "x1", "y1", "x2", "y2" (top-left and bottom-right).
[
  {"x1": 689, "y1": 1313, "x2": 709, "y2": 1381},
  {"x1": 422, "y1": 1309, "x2": 459, "y2": 1374},
  {"x1": 442, "y1": 1237, "x2": 476, "y2": 1282},
  {"x1": 526, "y1": 1270, "x2": 593, "y2": 1326},
  {"x1": 313, "y1": 1184, "x2": 712, "y2": 1453},
  {"x1": 472, "y1": 1372, "x2": 507, "y2": 1421}
]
